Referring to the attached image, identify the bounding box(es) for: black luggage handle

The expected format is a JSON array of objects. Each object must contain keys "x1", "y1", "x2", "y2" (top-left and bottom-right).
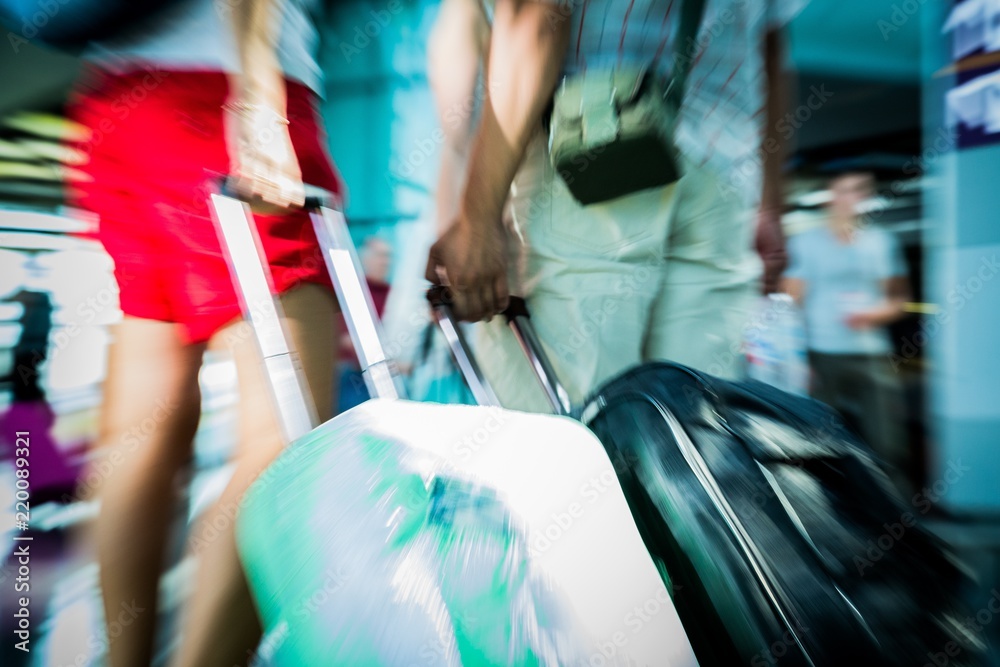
[{"x1": 426, "y1": 287, "x2": 573, "y2": 416}]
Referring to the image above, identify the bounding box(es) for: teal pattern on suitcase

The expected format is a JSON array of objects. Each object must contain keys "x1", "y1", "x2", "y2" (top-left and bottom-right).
[{"x1": 236, "y1": 415, "x2": 583, "y2": 665}]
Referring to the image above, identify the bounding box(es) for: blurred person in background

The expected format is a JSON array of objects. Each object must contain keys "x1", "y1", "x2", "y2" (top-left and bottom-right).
[
  {"x1": 337, "y1": 236, "x2": 393, "y2": 411},
  {"x1": 65, "y1": 0, "x2": 343, "y2": 664},
  {"x1": 783, "y1": 171, "x2": 911, "y2": 495},
  {"x1": 426, "y1": 0, "x2": 802, "y2": 411}
]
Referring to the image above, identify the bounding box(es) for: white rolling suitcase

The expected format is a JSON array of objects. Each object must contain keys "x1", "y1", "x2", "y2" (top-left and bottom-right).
[{"x1": 209, "y1": 186, "x2": 698, "y2": 666}]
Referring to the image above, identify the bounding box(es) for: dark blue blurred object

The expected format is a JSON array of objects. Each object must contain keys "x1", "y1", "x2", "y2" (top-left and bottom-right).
[
  {"x1": 8, "y1": 289, "x2": 51, "y2": 401},
  {"x1": 0, "y1": 0, "x2": 183, "y2": 50},
  {"x1": 336, "y1": 364, "x2": 369, "y2": 413},
  {"x1": 585, "y1": 362, "x2": 983, "y2": 666}
]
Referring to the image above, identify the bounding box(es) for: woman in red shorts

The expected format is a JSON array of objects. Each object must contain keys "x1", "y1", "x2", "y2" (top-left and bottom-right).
[{"x1": 66, "y1": 0, "x2": 340, "y2": 664}]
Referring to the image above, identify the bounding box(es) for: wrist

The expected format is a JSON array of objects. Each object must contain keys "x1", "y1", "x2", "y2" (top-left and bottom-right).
[
  {"x1": 458, "y1": 115, "x2": 517, "y2": 231},
  {"x1": 459, "y1": 174, "x2": 505, "y2": 223},
  {"x1": 458, "y1": 195, "x2": 504, "y2": 233},
  {"x1": 881, "y1": 301, "x2": 905, "y2": 323},
  {"x1": 224, "y1": 100, "x2": 289, "y2": 122},
  {"x1": 864, "y1": 304, "x2": 897, "y2": 325}
]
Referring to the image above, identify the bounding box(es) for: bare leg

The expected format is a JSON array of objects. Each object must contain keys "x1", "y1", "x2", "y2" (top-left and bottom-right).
[
  {"x1": 90, "y1": 318, "x2": 205, "y2": 667},
  {"x1": 172, "y1": 284, "x2": 337, "y2": 667}
]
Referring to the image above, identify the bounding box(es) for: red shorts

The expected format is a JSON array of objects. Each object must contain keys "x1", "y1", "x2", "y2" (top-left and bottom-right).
[{"x1": 66, "y1": 67, "x2": 344, "y2": 344}]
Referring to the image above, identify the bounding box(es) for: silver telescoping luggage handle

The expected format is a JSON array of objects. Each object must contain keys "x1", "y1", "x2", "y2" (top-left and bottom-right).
[
  {"x1": 211, "y1": 183, "x2": 401, "y2": 443},
  {"x1": 302, "y1": 190, "x2": 401, "y2": 402},
  {"x1": 426, "y1": 286, "x2": 501, "y2": 408},
  {"x1": 426, "y1": 287, "x2": 573, "y2": 417}
]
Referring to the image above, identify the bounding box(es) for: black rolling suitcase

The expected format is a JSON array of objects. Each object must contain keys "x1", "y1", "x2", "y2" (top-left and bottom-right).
[{"x1": 430, "y1": 293, "x2": 984, "y2": 667}]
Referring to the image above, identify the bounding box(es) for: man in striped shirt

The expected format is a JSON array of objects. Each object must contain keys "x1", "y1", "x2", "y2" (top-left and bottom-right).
[{"x1": 427, "y1": 0, "x2": 806, "y2": 411}]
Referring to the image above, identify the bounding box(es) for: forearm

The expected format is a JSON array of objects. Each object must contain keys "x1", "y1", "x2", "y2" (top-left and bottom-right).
[
  {"x1": 869, "y1": 277, "x2": 910, "y2": 325},
  {"x1": 428, "y1": 0, "x2": 488, "y2": 231},
  {"x1": 755, "y1": 30, "x2": 792, "y2": 293},
  {"x1": 436, "y1": 146, "x2": 470, "y2": 232},
  {"x1": 460, "y1": 0, "x2": 569, "y2": 222},
  {"x1": 761, "y1": 29, "x2": 790, "y2": 213},
  {"x1": 226, "y1": 0, "x2": 302, "y2": 209},
  {"x1": 230, "y1": 0, "x2": 287, "y2": 113},
  {"x1": 868, "y1": 300, "x2": 906, "y2": 326}
]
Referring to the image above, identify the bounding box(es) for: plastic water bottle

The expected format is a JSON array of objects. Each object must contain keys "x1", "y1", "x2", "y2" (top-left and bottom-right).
[
  {"x1": 747, "y1": 295, "x2": 809, "y2": 395},
  {"x1": 782, "y1": 298, "x2": 810, "y2": 396}
]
